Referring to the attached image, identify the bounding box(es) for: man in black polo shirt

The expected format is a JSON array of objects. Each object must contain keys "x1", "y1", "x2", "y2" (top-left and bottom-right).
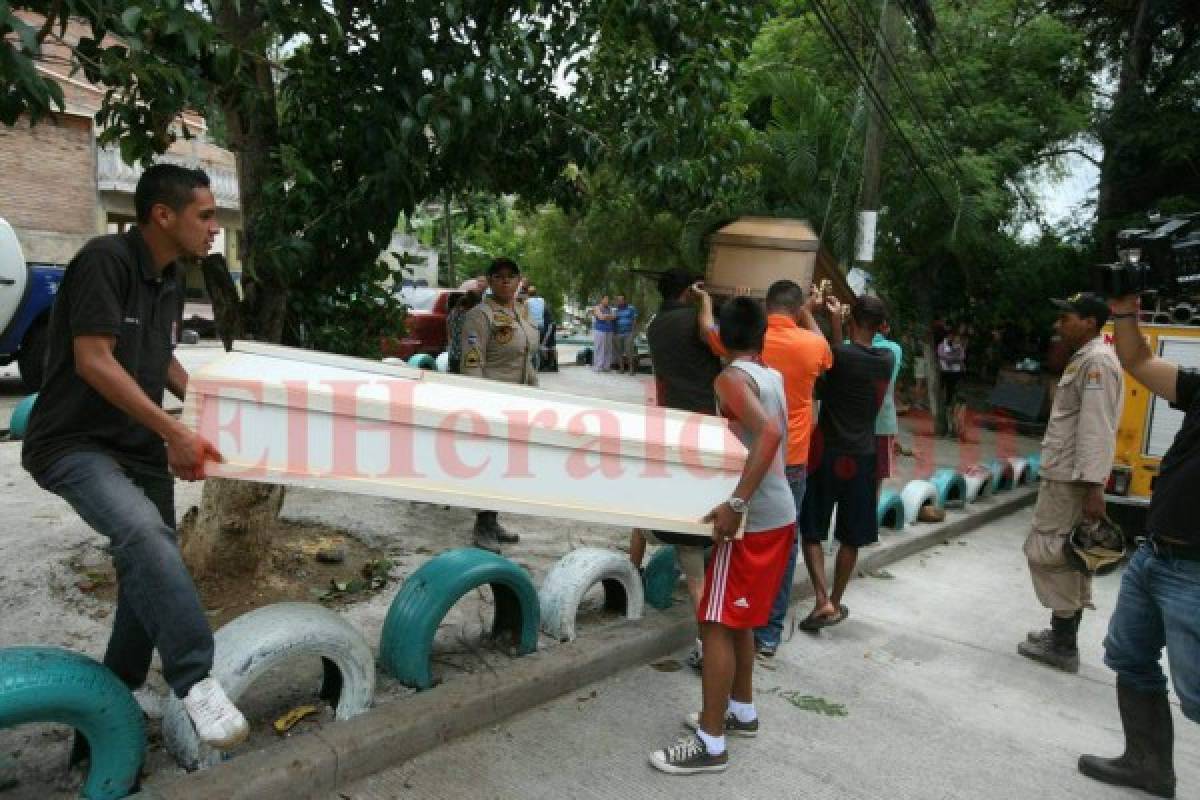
[
  {"x1": 628, "y1": 269, "x2": 725, "y2": 670},
  {"x1": 1076, "y1": 293, "x2": 1200, "y2": 799},
  {"x1": 22, "y1": 165, "x2": 248, "y2": 750}
]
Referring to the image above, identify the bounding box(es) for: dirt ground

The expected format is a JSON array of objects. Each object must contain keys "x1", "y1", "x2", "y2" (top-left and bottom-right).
[{"x1": 0, "y1": 363, "x2": 1038, "y2": 798}]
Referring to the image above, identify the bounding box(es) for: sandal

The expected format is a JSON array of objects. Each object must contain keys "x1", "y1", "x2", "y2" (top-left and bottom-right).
[{"x1": 798, "y1": 604, "x2": 849, "y2": 633}]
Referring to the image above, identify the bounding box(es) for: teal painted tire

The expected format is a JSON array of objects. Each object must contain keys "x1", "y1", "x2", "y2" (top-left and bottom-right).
[
  {"x1": 0, "y1": 646, "x2": 144, "y2": 800},
  {"x1": 931, "y1": 469, "x2": 968, "y2": 509},
  {"x1": 8, "y1": 393, "x2": 37, "y2": 440},
  {"x1": 380, "y1": 549, "x2": 539, "y2": 689},
  {"x1": 877, "y1": 490, "x2": 905, "y2": 531},
  {"x1": 642, "y1": 545, "x2": 682, "y2": 610},
  {"x1": 1025, "y1": 453, "x2": 1041, "y2": 482},
  {"x1": 408, "y1": 353, "x2": 437, "y2": 371},
  {"x1": 986, "y1": 459, "x2": 1015, "y2": 492}
]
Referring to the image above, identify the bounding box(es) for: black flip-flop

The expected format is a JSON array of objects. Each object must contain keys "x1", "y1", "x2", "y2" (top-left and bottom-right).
[{"x1": 798, "y1": 604, "x2": 849, "y2": 633}]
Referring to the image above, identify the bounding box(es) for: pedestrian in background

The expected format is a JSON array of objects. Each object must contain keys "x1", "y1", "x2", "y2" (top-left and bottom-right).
[
  {"x1": 590, "y1": 295, "x2": 615, "y2": 373},
  {"x1": 613, "y1": 294, "x2": 640, "y2": 375},
  {"x1": 937, "y1": 325, "x2": 967, "y2": 434}
]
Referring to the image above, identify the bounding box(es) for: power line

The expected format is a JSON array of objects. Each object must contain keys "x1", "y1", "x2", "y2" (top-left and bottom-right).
[
  {"x1": 844, "y1": 0, "x2": 963, "y2": 180},
  {"x1": 807, "y1": 0, "x2": 953, "y2": 212}
]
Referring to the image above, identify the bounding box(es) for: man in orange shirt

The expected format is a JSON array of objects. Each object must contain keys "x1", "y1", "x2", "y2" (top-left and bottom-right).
[{"x1": 753, "y1": 280, "x2": 832, "y2": 656}]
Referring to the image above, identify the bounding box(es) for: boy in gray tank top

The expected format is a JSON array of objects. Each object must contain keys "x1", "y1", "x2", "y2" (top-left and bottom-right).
[{"x1": 649, "y1": 297, "x2": 795, "y2": 775}]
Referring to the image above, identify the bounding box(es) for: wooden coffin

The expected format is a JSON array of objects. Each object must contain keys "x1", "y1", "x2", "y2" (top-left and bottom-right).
[{"x1": 182, "y1": 343, "x2": 746, "y2": 538}]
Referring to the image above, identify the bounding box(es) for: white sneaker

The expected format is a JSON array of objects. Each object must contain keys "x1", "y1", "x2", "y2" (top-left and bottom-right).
[{"x1": 183, "y1": 677, "x2": 250, "y2": 749}]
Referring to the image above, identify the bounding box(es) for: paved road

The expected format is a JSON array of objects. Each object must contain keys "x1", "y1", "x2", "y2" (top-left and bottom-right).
[{"x1": 336, "y1": 510, "x2": 1199, "y2": 800}]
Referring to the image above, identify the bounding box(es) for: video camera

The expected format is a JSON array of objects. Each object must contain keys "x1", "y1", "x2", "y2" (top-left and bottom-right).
[{"x1": 1094, "y1": 213, "x2": 1200, "y2": 298}]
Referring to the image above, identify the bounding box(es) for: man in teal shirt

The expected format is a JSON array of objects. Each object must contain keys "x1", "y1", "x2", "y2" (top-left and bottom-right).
[{"x1": 872, "y1": 324, "x2": 904, "y2": 492}]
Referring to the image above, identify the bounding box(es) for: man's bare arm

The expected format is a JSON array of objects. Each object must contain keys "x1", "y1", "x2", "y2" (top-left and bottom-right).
[
  {"x1": 1110, "y1": 296, "x2": 1178, "y2": 403},
  {"x1": 167, "y1": 355, "x2": 188, "y2": 401},
  {"x1": 74, "y1": 336, "x2": 220, "y2": 479}
]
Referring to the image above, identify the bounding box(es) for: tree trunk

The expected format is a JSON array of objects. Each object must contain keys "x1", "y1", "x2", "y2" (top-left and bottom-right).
[
  {"x1": 182, "y1": 0, "x2": 288, "y2": 577},
  {"x1": 1095, "y1": 0, "x2": 1153, "y2": 258},
  {"x1": 179, "y1": 479, "x2": 286, "y2": 579}
]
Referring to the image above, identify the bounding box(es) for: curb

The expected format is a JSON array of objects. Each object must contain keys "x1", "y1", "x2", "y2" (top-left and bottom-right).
[{"x1": 135, "y1": 488, "x2": 1036, "y2": 800}]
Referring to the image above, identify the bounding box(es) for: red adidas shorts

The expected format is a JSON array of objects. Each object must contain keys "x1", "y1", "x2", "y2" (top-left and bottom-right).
[{"x1": 698, "y1": 523, "x2": 793, "y2": 629}]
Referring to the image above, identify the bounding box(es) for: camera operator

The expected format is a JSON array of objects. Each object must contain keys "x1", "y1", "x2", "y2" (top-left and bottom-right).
[{"x1": 1075, "y1": 293, "x2": 1199, "y2": 799}]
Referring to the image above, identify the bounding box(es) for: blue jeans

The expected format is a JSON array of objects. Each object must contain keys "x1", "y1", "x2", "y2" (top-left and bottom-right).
[
  {"x1": 755, "y1": 465, "x2": 807, "y2": 649},
  {"x1": 1103, "y1": 543, "x2": 1200, "y2": 723},
  {"x1": 33, "y1": 451, "x2": 214, "y2": 698}
]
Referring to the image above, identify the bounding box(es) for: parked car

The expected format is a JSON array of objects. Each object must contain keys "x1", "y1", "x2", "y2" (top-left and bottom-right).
[
  {"x1": 0, "y1": 218, "x2": 64, "y2": 390},
  {"x1": 381, "y1": 286, "x2": 465, "y2": 360}
]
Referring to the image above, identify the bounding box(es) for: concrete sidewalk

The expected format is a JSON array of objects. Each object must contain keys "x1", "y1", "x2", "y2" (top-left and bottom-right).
[
  {"x1": 337, "y1": 510, "x2": 1200, "y2": 800},
  {"x1": 132, "y1": 489, "x2": 1038, "y2": 800}
]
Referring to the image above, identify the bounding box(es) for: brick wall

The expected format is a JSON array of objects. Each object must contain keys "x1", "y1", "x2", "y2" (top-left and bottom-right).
[{"x1": 0, "y1": 114, "x2": 97, "y2": 251}]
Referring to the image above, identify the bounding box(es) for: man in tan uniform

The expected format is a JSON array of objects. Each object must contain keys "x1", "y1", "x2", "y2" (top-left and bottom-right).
[
  {"x1": 1019, "y1": 292, "x2": 1123, "y2": 673},
  {"x1": 459, "y1": 257, "x2": 539, "y2": 551}
]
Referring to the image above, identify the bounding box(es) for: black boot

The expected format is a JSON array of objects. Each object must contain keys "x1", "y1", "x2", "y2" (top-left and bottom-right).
[
  {"x1": 1026, "y1": 609, "x2": 1081, "y2": 647},
  {"x1": 1084, "y1": 686, "x2": 1176, "y2": 796},
  {"x1": 1079, "y1": 685, "x2": 1176, "y2": 798},
  {"x1": 1017, "y1": 611, "x2": 1080, "y2": 673},
  {"x1": 472, "y1": 512, "x2": 502, "y2": 553},
  {"x1": 489, "y1": 513, "x2": 519, "y2": 544}
]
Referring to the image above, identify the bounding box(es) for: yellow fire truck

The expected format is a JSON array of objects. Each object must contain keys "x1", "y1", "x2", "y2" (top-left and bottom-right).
[{"x1": 1103, "y1": 319, "x2": 1200, "y2": 534}]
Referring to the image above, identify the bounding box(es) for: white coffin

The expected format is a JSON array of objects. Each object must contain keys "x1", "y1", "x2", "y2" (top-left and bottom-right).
[{"x1": 182, "y1": 343, "x2": 746, "y2": 538}]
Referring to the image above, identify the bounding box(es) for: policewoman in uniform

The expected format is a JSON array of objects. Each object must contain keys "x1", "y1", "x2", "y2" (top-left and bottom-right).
[
  {"x1": 459, "y1": 257, "x2": 539, "y2": 551},
  {"x1": 1019, "y1": 292, "x2": 1123, "y2": 673}
]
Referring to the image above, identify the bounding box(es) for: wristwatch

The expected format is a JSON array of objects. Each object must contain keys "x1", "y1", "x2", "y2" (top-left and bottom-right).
[{"x1": 726, "y1": 496, "x2": 748, "y2": 514}]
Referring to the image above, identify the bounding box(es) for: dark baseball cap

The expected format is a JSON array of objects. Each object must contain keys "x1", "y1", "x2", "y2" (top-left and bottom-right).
[
  {"x1": 1051, "y1": 291, "x2": 1110, "y2": 325},
  {"x1": 657, "y1": 268, "x2": 699, "y2": 299},
  {"x1": 486, "y1": 257, "x2": 520, "y2": 276}
]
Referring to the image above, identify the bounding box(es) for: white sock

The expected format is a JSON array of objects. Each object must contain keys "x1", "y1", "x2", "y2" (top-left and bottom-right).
[
  {"x1": 695, "y1": 727, "x2": 726, "y2": 756},
  {"x1": 727, "y1": 698, "x2": 757, "y2": 723},
  {"x1": 694, "y1": 638, "x2": 703, "y2": 656}
]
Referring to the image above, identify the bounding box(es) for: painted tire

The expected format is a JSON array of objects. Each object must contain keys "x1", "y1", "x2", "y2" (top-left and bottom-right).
[
  {"x1": 435, "y1": 352, "x2": 450, "y2": 373},
  {"x1": 1008, "y1": 456, "x2": 1029, "y2": 486},
  {"x1": 877, "y1": 490, "x2": 906, "y2": 532},
  {"x1": 539, "y1": 548, "x2": 645, "y2": 642},
  {"x1": 930, "y1": 469, "x2": 968, "y2": 509},
  {"x1": 1025, "y1": 453, "x2": 1041, "y2": 482},
  {"x1": 163, "y1": 602, "x2": 375, "y2": 770},
  {"x1": 0, "y1": 646, "x2": 144, "y2": 800},
  {"x1": 408, "y1": 353, "x2": 437, "y2": 371},
  {"x1": 642, "y1": 546, "x2": 681, "y2": 610},
  {"x1": 900, "y1": 480, "x2": 939, "y2": 526},
  {"x1": 986, "y1": 459, "x2": 1015, "y2": 492},
  {"x1": 963, "y1": 464, "x2": 994, "y2": 503},
  {"x1": 379, "y1": 549, "x2": 539, "y2": 689},
  {"x1": 8, "y1": 394, "x2": 37, "y2": 440}
]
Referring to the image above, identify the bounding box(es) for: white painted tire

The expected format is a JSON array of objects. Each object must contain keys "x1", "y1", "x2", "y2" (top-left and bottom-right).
[
  {"x1": 963, "y1": 465, "x2": 993, "y2": 503},
  {"x1": 539, "y1": 548, "x2": 645, "y2": 642},
  {"x1": 900, "y1": 480, "x2": 939, "y2": 526},
  {"x1": 435, "y1": 352, "x2": 450, "y2": 373},
  {"x1": 1008, "y1": 457, "x2": 1029, "y2": 486},
  {"x1": 163, "y1": 602, "x2": 376, "y2": 770}
]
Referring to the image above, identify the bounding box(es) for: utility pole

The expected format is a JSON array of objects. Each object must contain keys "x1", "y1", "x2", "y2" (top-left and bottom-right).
[{"x1": 855, "y1": 0, "x2": 902, "y2": 269}]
